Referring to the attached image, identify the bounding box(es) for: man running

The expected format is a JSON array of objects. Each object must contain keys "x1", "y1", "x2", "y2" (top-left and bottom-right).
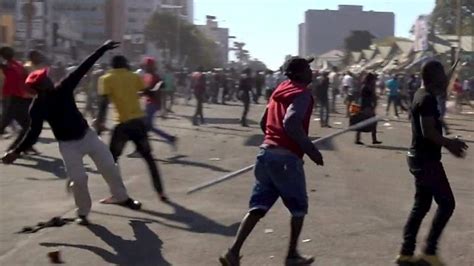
[
  {"x1": 2, "y1": 41, "x2": 141, "y2": 225},
  {"x1": 0, "y1": 46, "x2": 32, "y2": 152},
  {"x1": 98, "y1": 55, "x2": 168, "y2": 202},
  {"x1": 395, "y1": 60, "x2": 468, "y2": 266},
  {"x1": 220, "y1": 57, "x2": 323, "y2": 266}
]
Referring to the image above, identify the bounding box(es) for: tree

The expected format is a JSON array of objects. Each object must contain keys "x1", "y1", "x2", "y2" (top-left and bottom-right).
[
  {"x1": 430, "y1": 0, "x2": 474, "y2": 35},
  {"x1": 145, "y1": 12, "x2": 221, "y2": 69},
  {"x1": 343, "y1": 30, "x2": 375, "y2": 65}
]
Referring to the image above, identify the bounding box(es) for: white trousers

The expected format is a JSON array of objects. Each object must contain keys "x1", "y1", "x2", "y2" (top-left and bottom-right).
[{"x1": 58, "y1": 129, "x2": 128, "y2": 216}]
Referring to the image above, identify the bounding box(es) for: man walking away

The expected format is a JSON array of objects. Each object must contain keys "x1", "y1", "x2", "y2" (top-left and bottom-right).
[
  {"x1": 238, "y1": 68, "x2": 253, "y2": 127},
  {"x1": 396, "y1": 61, "x2": 468, "y2": 266},
  {"x1": 191, "y1": 67, "x2": 206, "y2": 125},
  {"x1": 386, "y1": 75, "x2": 400, "y2": 118},
  {"x1": 316, "y1": 71, "x2": 330, "y2": 127},
  {"x1": 328, "y1": 67, "x2": 340, "y2": 113},
  {"x1": 2, "y1": 41, "x2": 141, "y2": 225},
  {"x1": 98, "y1": 55, "x2": 168, "y2": 202},
  {"x1": 220, "y1": 57, "x2": 324, "y2": 266}
]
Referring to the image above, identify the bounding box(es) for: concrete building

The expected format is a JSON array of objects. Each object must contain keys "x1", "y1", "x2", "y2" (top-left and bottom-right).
[
  {"x1": 0, "y1": 0, "x2": 15, "y2": 46},
  {"x1": 197, "y1": 17, "x2": 229, "y2": 66},
  {"x1": 160, "y1": 0, "x2": 194, "y2": 24},
  {"x1": 124, "y1": 0, "x2": 161, "y2": 35},
  {"x1": 299, "y1": 5, "x2": 394, "y2": 57},
  {"x1": 50, "y1": 0, "x2": 107, "y2": 48}
]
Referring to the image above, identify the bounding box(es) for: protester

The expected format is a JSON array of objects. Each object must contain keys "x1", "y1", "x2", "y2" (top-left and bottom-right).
[
  {"x1": 385, "y1": 75, "x2": 400, "y2": 118},
  {"x1": 238, "y1": 68, "x2": 253, "y2": 127},
  {"x1": 140, "y1": 57, "x2": 177, "y2": 149},
  {"x1": 220, "y1": 57, "x2": 323, "y2": 266},
  {"x1": 0, "y1": 46, "x2": 35, "y2": 153},
  {"x1": 1, "y1": 41, "x2": 142, "y2": 226},
  {"x1": 342, "y1": 71, "x2": 354, "y2": 117},
  {"x1": 254, "y1": 70, "x2": 265, "y2": 104},
  {"x1": 162, "y1": 65, "x2": 176, "y2": 114},
  {"x1": 354, "y1": 73, "x2": 382, "y2": 145},
  {"x1": 98, "y1": 54, "x2": 169, "y2": 202},
  {"x1": 407, "y1": 74, "x2": 421, "y2": 105},
  {"x1": 328, "y1": 67, "x2": 340, "y2": 113},
  {"x1": 264, "y1": 70, "x2": 276, "y2": 101},
  {"x1": 316, "y1": 71, "x2": 331, "y2": 127},
  {"x1": 396, "y1": 60, "x2": 468, "y2": 266},
  {"x1": 191, "y1": 67, "x2": 206, "y2": 126}
]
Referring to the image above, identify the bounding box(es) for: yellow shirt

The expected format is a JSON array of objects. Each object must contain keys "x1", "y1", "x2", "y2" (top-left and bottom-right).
[{"x1": 98, "y1": 68, "x2": 145, "y2": 123}]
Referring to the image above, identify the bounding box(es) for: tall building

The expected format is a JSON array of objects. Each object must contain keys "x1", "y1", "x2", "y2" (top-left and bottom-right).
[
  {"x1": 124, "y1": 0, "x2": 161, "y2": 35},
  {"x1": 160, "y1": 0, "x2": 194, "y2": 24},
  {"x1": 299, "y1": 5, "x2": 395, "y2": 57},
  {"x1": 50, "y1": 0, "x2": 107, "y2": 48}
]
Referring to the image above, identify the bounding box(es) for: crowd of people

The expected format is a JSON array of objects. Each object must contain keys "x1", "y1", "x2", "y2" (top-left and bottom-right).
[{"x1": 0, "y1": 41, "x2": 472, "y2": 266}]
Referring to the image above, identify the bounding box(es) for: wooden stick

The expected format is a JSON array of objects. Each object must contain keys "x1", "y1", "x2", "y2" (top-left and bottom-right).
[{"x1": 187, "y1": 116, "x2": 383, "y2": 195}]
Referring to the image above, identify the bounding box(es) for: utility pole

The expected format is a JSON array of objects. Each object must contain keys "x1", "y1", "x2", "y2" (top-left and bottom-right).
[
  {"x1": 456, "y1": 0, "x2": 462, "y2": 56},
  {"x1": 25, "y1": 0, "x2": 34, "y2": 53}
]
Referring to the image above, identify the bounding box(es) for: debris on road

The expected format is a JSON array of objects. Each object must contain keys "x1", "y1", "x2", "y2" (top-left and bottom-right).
[
  {"x1": 47, "y1": 250, "x2": 63, "y2": 264},
  {"x1": 209, "y1": 158, "x2": 221, "y2": 161},
  {"x1": 302, "y1": 239, "x2": 312, "y2": 243},
  {"x1": 264, "y1": 228, "x2": 274, "y2": 234}
]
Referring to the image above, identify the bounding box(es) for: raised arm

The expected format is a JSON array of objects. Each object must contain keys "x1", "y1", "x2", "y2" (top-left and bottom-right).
[{"x1": 59, "y1": 40, "x2": 120, "y2": 92}]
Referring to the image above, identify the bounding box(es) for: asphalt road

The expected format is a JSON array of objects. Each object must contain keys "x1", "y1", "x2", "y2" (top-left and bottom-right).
[{"x1": 1, "y1": 95, "x2": 473, "y2": 265}]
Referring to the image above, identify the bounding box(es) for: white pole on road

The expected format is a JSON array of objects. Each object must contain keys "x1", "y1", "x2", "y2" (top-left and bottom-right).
[{"x1": 187, "y1": 116, "x2": 384, "y2": 195}]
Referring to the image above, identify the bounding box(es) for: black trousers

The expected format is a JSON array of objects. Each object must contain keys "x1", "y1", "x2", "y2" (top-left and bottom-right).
[
  {"x1": 193, "y1": 93, "x2": 204, "y2": 123},
  {"x1": 109, "y1": 118, "x2": 164, "y2": 194},
  {"x1": 0, "y1": 96, "x2": 32, "y2": 151},
  {"x1": 401, "y1": 158, "x2": 455, "y2": 256},
  {"x1": 240, "y1": 91, "x2": 250, "y2": 125},
  {"x1": 386, "y1": 95, "x2": 400, "y2": 116},
  {"x1": 319, "y1": 97, "x2": 329, "y2": 126}
]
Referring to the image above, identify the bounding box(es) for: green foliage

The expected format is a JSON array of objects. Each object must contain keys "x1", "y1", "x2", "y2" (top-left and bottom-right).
[
  {"x1": 145, "y1": 12, "x2": 221, "y2": 69},
  {"x1": 343, "y1": 30, "x2": 375, "y2": 65},
  {"x1": 430, "y1": 0, "x2": 474, "y2": 35}
]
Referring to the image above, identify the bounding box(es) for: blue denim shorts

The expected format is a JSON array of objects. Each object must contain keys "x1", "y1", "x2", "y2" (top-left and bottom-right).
[{"x1": 249, "y1": 148, "x2": 308, "y2": 217}]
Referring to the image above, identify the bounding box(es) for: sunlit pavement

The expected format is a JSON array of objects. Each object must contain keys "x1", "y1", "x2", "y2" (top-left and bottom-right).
[{"x1": 1, "y1": 94, "x2": 473, "y2": 265}]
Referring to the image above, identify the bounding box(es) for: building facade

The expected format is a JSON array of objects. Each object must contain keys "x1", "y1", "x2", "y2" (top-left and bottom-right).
[
  {"x1": 299, "y1": 5, "x2": 395, "y2": 57},
  {"x1": 160, "y1": 0, "x2": 194, "y2": 24}
]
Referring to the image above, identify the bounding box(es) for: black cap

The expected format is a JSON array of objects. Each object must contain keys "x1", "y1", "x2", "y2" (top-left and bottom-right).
[{"x1": 283, "y1": 56, "x2": 314, "y2": 76}]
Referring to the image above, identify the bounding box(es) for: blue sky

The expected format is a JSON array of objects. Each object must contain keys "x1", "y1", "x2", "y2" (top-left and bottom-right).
[{"x1": 194, "y1": 0, "x2": 435, "y2": 69}]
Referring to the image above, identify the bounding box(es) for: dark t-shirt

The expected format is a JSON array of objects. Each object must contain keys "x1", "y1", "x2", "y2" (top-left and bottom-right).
[{"x1": 409, "y1": 88, "x2": 442, "y2": 161}]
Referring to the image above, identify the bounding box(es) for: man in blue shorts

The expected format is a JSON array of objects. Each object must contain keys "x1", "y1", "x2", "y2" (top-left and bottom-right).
[{"x1": 220, "y1": 57, "x2": 324, "y2": 266}]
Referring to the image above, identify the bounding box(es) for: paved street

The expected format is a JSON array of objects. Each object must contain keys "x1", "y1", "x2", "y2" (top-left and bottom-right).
[{"x1": 1, "y1": 95, "x2": 473, "y2": 266}]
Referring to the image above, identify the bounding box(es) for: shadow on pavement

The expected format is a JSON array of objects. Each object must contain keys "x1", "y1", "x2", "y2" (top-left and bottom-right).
[
  {"x1": 41, "y1": 220, "x2": 171, "y2": 265},
  {"x1": 157, "y1": 155, "x2": 230, "y2": 173},
  {"x1": 92, "y1": 201, "x2": 239, "y2": 237},
  {"x1": 14, "y1": 154, "x2": 98, "y2": 179},
  {"x1": 366, "y1": 145, "x2": 408, "y2": 152}
]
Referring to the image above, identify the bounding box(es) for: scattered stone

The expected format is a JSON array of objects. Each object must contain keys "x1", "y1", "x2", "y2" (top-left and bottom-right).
[
  {"x1": 311, "y1": 189, "x2": 317, "y2": 192},
  {"x1": 269, "y1": 256, "x2": 275, "y2": 259},
  {"x1": 209, "y1": 158, "x2": 221, "y2": 161},
  {"x1": 302, "y1": 239, "x2": 312, "y2": 243},
  {"x1": 47, "y1": 250, "x2": 63, "y2": 264},
  {"x1": 264, "y1": 228, "x2": 274, "y2": 234},
  {"x1": 333, "y1": 122, "x2": 342, "y2": 125}
]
